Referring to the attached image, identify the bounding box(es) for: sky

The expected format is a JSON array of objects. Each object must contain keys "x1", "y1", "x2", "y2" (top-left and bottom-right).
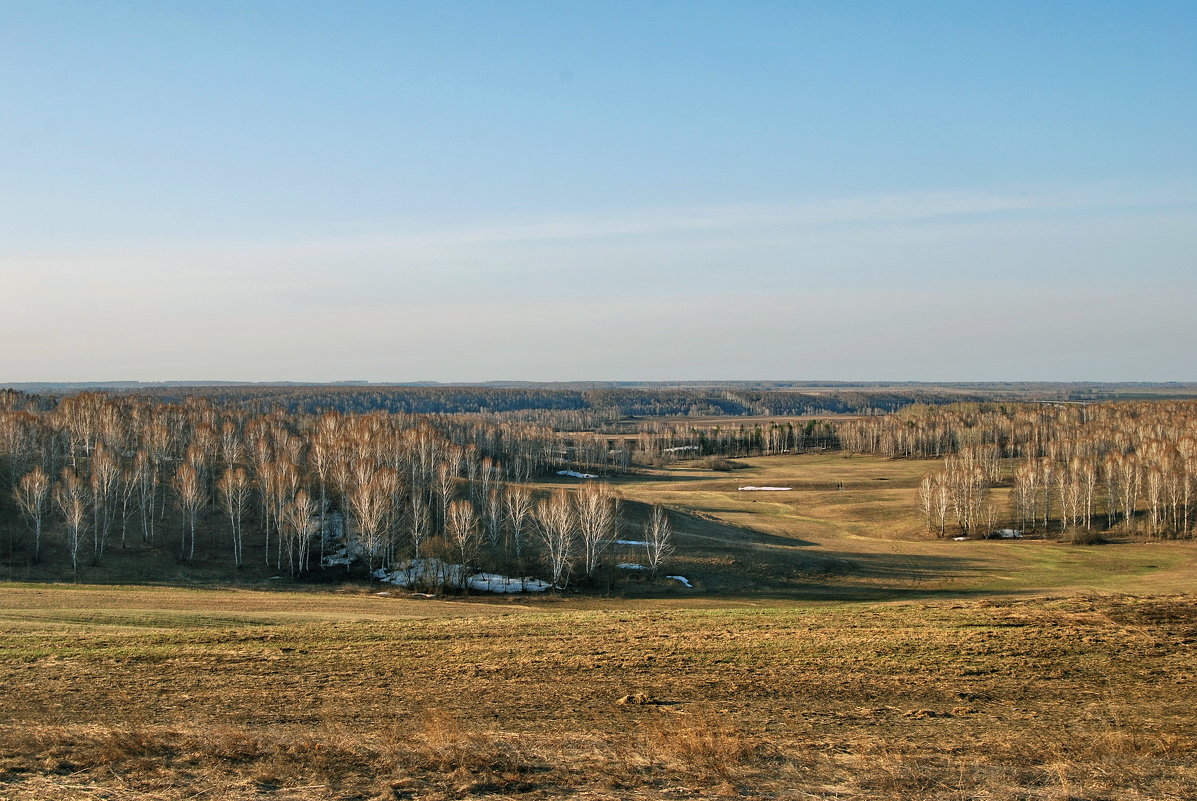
[{"x1": 1, "y1": 1, "x2": 1195, "y2": 382}]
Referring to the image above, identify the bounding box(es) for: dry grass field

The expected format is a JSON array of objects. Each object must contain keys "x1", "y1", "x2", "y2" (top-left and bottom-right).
[
  {"x1": 3, "y1": 454, "x2": 1196, "y2": 800},
  {"x1": 594, "y1": 453, "x2": 1197, "y2": 599}
]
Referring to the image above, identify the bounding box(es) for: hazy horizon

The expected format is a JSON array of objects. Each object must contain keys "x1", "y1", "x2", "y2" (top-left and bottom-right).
[
  {"x1": 5, "y1": 379, "x2": 1197, "y2": 390},
  {"x1": 3, "y1": 2, "x2": 1194, "y2": 382}
]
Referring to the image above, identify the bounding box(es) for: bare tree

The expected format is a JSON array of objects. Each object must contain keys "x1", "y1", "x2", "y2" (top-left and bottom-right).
[
  {"x1": 172, "y1": 462, "x2": 206, "y2": 561},
  {"x1": 644, "y1": 503, "x2": 674, "y2": 578},
  {"x1": 88, "y1": 441, "x2": 120, "y2": 563},
  {"x1": 575, "y1": 482, "x2": 618, "y2": 578},
  {"x1": 14, "y1": 466, "x2": 50, "y2": 562},
  {"x1": 54, "y1": 468, "x2": 88, "y2": 576},
  {"x1": 280, "y1": 488, "x2": 316, "y2": 577},
  {"x1": 407, "y1": 490, "x2": 431, "y2": 560},
  {"x1": 217, "y1": 466, "x2": 251, "y2": 567},
  {"x1": 116, "y1": 461, "x2": 138, "y2": 548},
  {"x1": 504, "y1": 484, "x2": 533, "y2": 562},
  {"x1": 483, "y1": 486, "x2": 505, "y2": 550},
  {"x1": 1014, "y1": 460, "x2": 1039, "y2": 533},
  {"x1": 535, "y1": 489, "x2": 575, "y2": 588},
  {"x1": 917, "y1": 475, "x2": 936, "y2": 535},
  {"x1": 447, "y1": 499, "x2": 481, "y2": 571},
  {"x1": 308, "y1": 416, "x2": 339, "y2": 559},
  {"x1": 435, "y1": 461, "x2": 456, "y2": 534},
  {"x1": 349, "y1": 468, "x2": 397, "y2": 571},
  {"x1": 130, "y1": 448, "x2": 157, "y2": 544}
]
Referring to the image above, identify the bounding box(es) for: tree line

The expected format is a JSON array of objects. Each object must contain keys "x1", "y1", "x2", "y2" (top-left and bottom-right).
[
  {"x1": 838, "y1": 402, "x2": 1197, "y2": 539},
  {"x1": 105, "y1": 385, "x2": 977, "y2": 425},
  {"x1": 0, "y1": 391, "x2": 675, "y2": 587}
]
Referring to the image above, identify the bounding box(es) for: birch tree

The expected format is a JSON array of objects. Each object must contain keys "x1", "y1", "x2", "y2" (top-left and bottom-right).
[
  {"x1": 535, "y1": 489, "x2": 575, "y2": 587},
  {"x1": 575, "y1": 482, "x2": 618, "y2": 578},
  {"x1": 217, "y1": 466, "x2": 251, "y2": 567},
  {"x1": 14, "y1": 466, "x2": 50, "y2": 562},
  {"x1": 504, "y1": 484, "x2": 533, "y2": 562},
  {"x1": 172, "y1": 462, "x2": 206, "y2": 561},
  {"x1": 280, "y1": 488, "x2": 316, "y2": 577},
  {"x1": 447, "y1": 498, "x2": 481, "y2": 571},
  {"x1": 644, "y1": 503, "x2": 674, "y2": 578},
  {"x1": 54, "y1": 469, "x2": 88, "y2": 576}
]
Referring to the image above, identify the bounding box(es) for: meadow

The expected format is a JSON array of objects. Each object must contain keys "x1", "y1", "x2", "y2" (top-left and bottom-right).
[{"x1": 3, "y1": 453, "x2": 1196, "y2": 799}]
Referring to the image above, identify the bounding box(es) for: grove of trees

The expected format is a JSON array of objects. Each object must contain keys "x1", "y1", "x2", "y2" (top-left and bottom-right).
[
  {"x1": 0, "y1": 390, "x2": 673, "y2": 588},
  {"x1": 841, "y1": 402, "x2": 1197, "y2": 539}
]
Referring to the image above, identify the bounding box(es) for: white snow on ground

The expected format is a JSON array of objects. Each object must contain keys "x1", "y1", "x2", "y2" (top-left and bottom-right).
[
  {"x1": 373, "y1": 558, "x2": 553, "y2": 593},
  {"x1": 618, "y1": 563, "x2": 648, "y2": 570},
  {"x1": 557, "y1": 469, "x2": 600, "y2": 479},
  {"x1": 996, "y1": 529, "x2": 1023, "y2": 539},
  {"x1": 953, "y1": 536, "x2": 969, "y2": 541},
  {"x1": 466, "y1": 573, "x2": 554, "y2": 592},
  {"x1": 663, "y1": 446, "x2": 699, "y2": 452},
  {"x1": 738, "y1": 486, "x2": 792, "y2": 491},
  {"x1": 666, "y1": 575, "x2": 693, "y2": 588},
  {"x1": 320, "y1": 546, "x2": 355, "y2": 567},
  {"x1": 617, "y1": 539, "x2": 649, "y2": 546}
]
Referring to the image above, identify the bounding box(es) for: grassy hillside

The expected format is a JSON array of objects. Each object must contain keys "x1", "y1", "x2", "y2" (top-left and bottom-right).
[
  {"x1": 1, "y1": 584, "x2": 1194, "y2": 799},
  {"x1": 597, "y1": 453, "x2": 1197, "y2": 598}
]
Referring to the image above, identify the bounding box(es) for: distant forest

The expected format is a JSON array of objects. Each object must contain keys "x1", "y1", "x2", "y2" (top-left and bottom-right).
[{"x1": 118, "y1": 384, "x2": 986, "y2": 420}]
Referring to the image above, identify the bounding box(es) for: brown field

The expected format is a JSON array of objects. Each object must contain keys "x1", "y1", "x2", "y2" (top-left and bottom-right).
[{"x1": 3, "y1": 454, "x2": 1196, "y2": 800}]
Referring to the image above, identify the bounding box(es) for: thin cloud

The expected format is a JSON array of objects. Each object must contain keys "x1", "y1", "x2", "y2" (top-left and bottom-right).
[{"x1": 5, "y1": 182, "x2": 1192, "y2": 266}]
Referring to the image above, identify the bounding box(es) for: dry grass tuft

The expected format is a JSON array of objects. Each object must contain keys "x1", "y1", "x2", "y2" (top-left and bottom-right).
[
  {"x1": 398, "y1": 709, "x2": 533, "y2": 782},
  {"x1": 640, "y1": 709, "x2": 762, "y2": 783}
]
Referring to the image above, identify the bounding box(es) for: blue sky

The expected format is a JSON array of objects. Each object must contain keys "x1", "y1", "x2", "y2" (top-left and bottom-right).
[{"x1": 2, "y1": 1, "x2": 1195, "y2": 381}]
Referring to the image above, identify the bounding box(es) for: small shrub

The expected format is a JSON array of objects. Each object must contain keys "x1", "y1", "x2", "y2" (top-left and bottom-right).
[
  {"x1": 701, "y1": 456, "x2": 748, "y2": 472},
  {"x1": 1069, "y1": 529, "x2": 1107, "y2": 545}
]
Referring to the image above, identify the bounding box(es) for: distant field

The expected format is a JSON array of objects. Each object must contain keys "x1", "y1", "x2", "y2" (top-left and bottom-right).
[{"x1": 563, "y1": 453, "x2": 1197, "y2": 599}]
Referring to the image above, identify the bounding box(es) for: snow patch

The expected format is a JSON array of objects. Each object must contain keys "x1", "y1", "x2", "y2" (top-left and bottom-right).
[
  {"x1": 666, "y1": 575, "x2": 693, "y2": 588},
  {"x1": 952, "y1": 536, "x2": 969, "y2": 541},
  {"x1": 738, "y1": 486, "x2": 792, "y2": 491},
  {"x1": 557, "y1": 469, "x2": 600, "y2": 479},
  {"x1": 467, "y1": 573, "x2": 554, "y2": 593},
  {"x1": 988, "y1": 529, "x2": 1024, "y2": 539},
  {"x1": 618, "y1": 563, "x2": 648, "y2": 571},
  {"x1": 320, "y1": 546, "x2": 355, "y2": 568},
  {"x1": 616, "y1": 539, "x2": 648, "y2": 546},
  {"x1": 373, "y1": 559, "x2": 553, "y2": 593}
]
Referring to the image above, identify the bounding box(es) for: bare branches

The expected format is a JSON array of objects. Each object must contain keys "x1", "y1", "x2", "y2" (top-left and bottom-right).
[
  {"x1": 644, "y1": 504, "x2": 674, "y2": 578},
  {"x1": 535, "y1": 489, "x2": 575, "y2": 587},
  {"x1": 53, "y1": 468, "x2": 88, "y2": 575},
  {"x1": 217, "y1": 467, "x2": 251, "y2": 568},
  {"x1": 575, "y1": 482, "x2": 618, "y2": 579},
  {"x1": 14, "y1": 466, "x2": 50, "y2": 562},
  {"x1": 172, "y1": 461, "x2": 206, "y2": 561}
]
